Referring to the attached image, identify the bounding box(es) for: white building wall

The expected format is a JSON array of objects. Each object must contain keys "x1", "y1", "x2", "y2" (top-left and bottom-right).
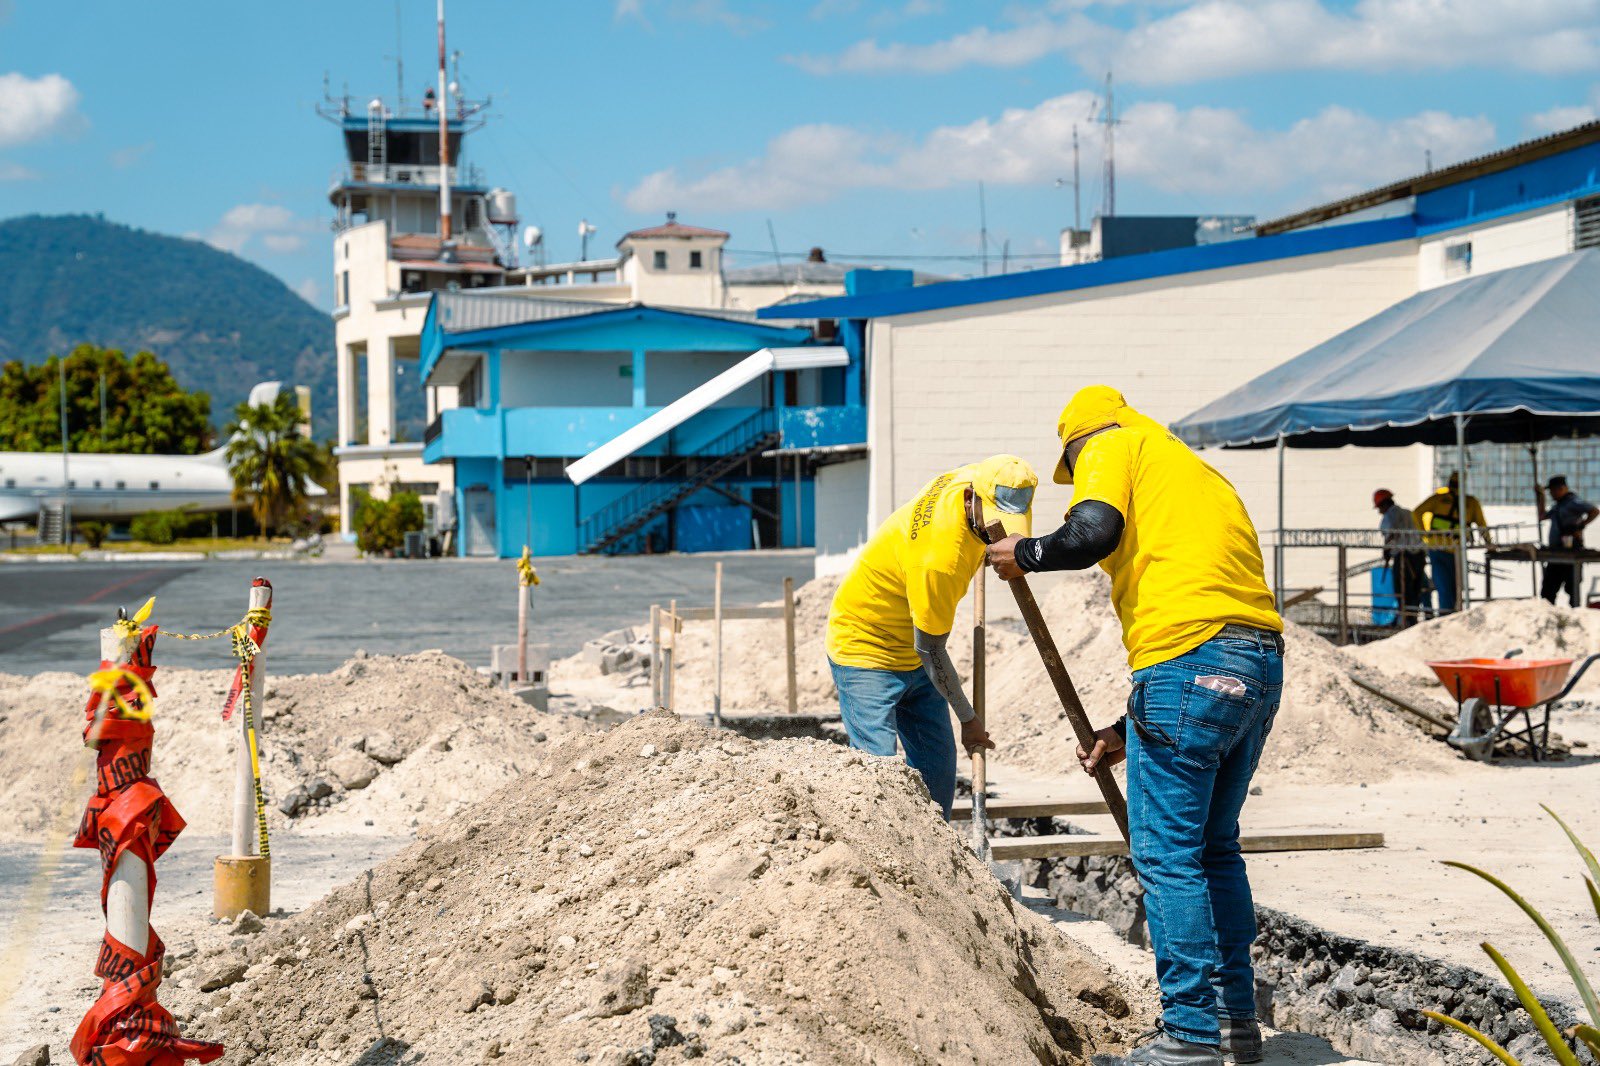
[
  {"x1": 866, "y1": 240, "x2": 1429, "y2": 596},
  {"x1": 1417, "y1": 203, "x2": 1575, "y2": 290},
  {"x1": 501, "y1": 351, "x2": 633, "y2": 408},
  {"x1": 814, "y1": 458, "x2": 870, "y2": 577},
  {"x1": 723, "y1": 281, "x2": 846, "y2": 311},
  {"x1": 618, "y1": 236, "x2": 726, "y2": 306}
]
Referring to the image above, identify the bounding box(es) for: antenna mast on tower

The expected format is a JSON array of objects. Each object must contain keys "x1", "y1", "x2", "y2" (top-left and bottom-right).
[
  {"x1": 436, "y1": 0, "x2": 452, "y2": 241},
  {"x1": 1100, "y1": 72, "x2": 1120, "y2": 219}
]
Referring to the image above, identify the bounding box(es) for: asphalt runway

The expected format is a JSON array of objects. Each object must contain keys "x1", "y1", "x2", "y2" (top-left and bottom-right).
[{"x1": 0, "y1": 551, "x2": 814, "y2": 676}]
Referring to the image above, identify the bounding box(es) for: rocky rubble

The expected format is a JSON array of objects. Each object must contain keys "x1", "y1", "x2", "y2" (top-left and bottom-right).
[{"x1": 159, "y1": 713, "x2": 1143, "y2": 1064}]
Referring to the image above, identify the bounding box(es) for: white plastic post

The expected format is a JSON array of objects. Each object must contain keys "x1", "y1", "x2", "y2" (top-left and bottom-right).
[
  {"x1": 232, "y1": 583, "x2": 270, "y2": 859},
  {"x1": 713, "y1": 563, "x2": 724, "y2": 730},
  {"x1": 99, "y1": 624, "x2": 149, "y2": 955}
]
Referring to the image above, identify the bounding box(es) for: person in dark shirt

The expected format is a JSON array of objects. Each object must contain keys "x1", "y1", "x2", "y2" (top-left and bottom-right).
[{"x1": 1536, "y1": 475, "x2": 1598, "y2": 607}]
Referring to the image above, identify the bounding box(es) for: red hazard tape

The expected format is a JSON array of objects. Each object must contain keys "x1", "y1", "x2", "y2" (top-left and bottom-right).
[{"x1": 71, "y1": 624, "x2": 223, "y2": 1066}]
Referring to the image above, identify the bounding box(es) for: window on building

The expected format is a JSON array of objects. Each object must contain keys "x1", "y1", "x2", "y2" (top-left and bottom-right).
[
  {"x1": 1438, "y1": 440, "x2": 1600, "y2": 506},
  {"x1": 1443, "y1": 241, "x2": 1473, "y2": 278},
  {"x1": 338, "y1": 271, "x2": 350, "y2": 306},
  {"x1": 653, "y1": 250, "x2": 668, "y2": 270},
  {"x1": 115, "y1": 480, "x2": 125, "y2": 490},
  {"x1": 1576, "y1": 194, "x2": 1600, "y2": 250},
  {"x1": 689, "y1": 250, "x2": 703, "y2": 269},
  {"x1": 3, "y1": 478, "x2": 13, "y2": 488}
]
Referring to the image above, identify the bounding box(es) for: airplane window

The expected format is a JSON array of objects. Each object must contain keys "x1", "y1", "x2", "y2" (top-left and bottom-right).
[
  {"x1": 4, "y1": 478, "x2": 13, "y2": 488},
  {"x1": 116, "y1": 480, "x2": 126, "y2": 489},
  {"x1": 149, "y1": 481, "x2": 160, "y2": 490},
  {"x1": 94, "y1": 480, "x2": 102, "y2": 488},
  {"x1": 68, "y1": 480, "x2": 76, "y2": 488}
]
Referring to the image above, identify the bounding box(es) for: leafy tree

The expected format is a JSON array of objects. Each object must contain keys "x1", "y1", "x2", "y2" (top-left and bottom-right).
[
  {"x1": 354, "y1": 491, "x2": 425, "y2": 555},
  {"x1": 77, "y1": 521, "x2": 108, "y2": 549},
  {"x1": 0, "y1": 344, "x2": 212, "y2": 453},
  {"x1": 130, "y1": 509, "x2": 209, "y2": 545},
  {"x1": 225, "y1": 392, "x2": 320, "y2": 539}
]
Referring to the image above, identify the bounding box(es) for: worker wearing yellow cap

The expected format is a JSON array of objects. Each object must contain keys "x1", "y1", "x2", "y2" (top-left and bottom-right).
[
  {"x1": 989, "y1": 387, "x2": 1281, "y2": 1066},
  {"x1": 826, "y1": 455, "x2": 1036, "y2": 819}
]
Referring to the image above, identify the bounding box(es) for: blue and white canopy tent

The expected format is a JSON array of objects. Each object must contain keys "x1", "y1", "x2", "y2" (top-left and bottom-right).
[{"x1": 1171, "y1": 248, "x2": 1600, "y2": 609}]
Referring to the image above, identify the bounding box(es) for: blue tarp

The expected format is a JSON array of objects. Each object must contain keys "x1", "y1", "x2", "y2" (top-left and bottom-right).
[{"x1": 1172, "y1": 249, "x2": 1600, "y2": 449}]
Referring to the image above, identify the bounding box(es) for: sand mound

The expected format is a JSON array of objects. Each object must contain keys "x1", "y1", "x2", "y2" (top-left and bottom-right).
[
  {"x1": 163, "y1": 713, "x2": 1138, "y2": 1064},
  {"x1": 557, "y1": 573, "x2": 1033, "y2": 718},
  {"x1": 0, "y1": 650, "x2": 583, "y2": 842},
  {"x1": 986, "y1": 571, "x2": 1458, "y2": 785},
  {"x1": 1352, "y1": 598, "x2": 1600, "y2": 699}
]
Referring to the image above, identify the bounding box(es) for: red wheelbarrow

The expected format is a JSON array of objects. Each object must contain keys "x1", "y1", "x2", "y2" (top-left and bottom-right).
[{"x1": 1426, "y1": 650, "x2": 1600, "y2": 761}]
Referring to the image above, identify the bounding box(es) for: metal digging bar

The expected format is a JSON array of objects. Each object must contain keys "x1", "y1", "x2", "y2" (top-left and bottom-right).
[{"x1": 579, "y1": 409, "x2": 781, "y2": 555}]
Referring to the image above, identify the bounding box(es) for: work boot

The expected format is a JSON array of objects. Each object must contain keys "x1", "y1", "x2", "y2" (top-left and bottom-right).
[
  {"x1": 1220, "y1": 1017, "x2": 1263, "y2": 1064},
  {"x1": 1092, "y1": 1027, "x2": 1223, "y2": 1066}
]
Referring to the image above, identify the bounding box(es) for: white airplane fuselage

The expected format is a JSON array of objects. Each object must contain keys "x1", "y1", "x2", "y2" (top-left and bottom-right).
[{"x1": 0, "y1": 448, "x2": 238, "y2": 522}]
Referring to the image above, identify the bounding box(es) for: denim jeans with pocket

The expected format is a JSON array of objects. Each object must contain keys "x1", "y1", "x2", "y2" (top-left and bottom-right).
[
  {"x1": 1125, "y1": 630, "x2": 1284, "y2": 1046},
  {"x1": 829, "y1": 659, "x2": 957, "y2": 818}
]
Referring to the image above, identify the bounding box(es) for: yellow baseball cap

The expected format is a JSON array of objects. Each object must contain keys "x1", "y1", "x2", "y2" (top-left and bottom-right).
[
  {"x1": 1053, "y1": 385, "x2": 1126, "y2": 484},
  {"x1": 965, "y1": 454, "x2": 1037, "y2": 538}
]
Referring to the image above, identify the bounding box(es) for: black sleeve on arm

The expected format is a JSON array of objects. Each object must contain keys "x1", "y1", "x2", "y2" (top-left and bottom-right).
[{"x1": 1014, "y1": 500, "x2": 1125, "y2": 573}]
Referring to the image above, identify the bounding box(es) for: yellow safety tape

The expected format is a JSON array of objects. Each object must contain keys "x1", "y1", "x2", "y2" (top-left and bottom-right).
[
  {"x1": 517, "y1": 545, "x2": 541, "y2": 588},
  {"x1": 87, "y1": 666, "x2": 156, "y2": 722}
]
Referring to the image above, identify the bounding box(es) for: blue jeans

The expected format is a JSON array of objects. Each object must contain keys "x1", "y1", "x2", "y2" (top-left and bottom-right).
[
  {"x1": 1428, "y1": 549, "x2": 1457, "y2": 612},
  {"x1": 829, "y1": 660, "x2": 957, "y2": 818},
  {"x1": 1126, "y1": 631, "x2": 1284, "y2": 1046}
]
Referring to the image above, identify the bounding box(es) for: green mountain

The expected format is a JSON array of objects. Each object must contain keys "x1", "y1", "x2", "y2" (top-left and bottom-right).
[{"x1": 0, "y1": 214, "x2": 334, "y2": 439}]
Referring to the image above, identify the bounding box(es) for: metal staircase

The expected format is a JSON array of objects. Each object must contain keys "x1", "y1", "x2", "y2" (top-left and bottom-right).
[
  {"x1": 578, "y1": 409, "x2": 780, "y2": 555},
  {"x1": 37, "y1": 502, "x2": 65, "y2": 545}
]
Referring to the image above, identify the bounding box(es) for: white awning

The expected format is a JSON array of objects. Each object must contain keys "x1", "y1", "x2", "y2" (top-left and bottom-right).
[{"x1": 564, "y1": 346, "x2": 847, "y2": 485}]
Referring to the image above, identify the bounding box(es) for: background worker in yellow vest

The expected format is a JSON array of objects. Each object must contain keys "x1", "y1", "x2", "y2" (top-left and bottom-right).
[
  {"x1": 988, "y1": 386, "x2": 1282, "y2": 1066},
  {"x1": 1412, "y1": 472, "x2": 1491, "y2": 613},
  {"x1": 825, "y1": 456, "x2": 1036, "y2": 819}
]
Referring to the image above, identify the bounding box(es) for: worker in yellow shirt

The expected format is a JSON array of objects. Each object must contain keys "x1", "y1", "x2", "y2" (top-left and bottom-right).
[
  {"x1": 988, "y1": 386, "x2": 1282, "y2": 1066},
  {"x1": 1412, "y1": 472, "x2": 1490, "y2": 612},
  {"x1": 826, "y1": 455, "x2": 1036, "y2": 819}
]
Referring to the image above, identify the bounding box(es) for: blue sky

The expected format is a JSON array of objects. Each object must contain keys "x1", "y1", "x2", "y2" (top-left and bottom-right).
[{"x1": 1, "y1": 0, "x2": 1597, "y2": 306}]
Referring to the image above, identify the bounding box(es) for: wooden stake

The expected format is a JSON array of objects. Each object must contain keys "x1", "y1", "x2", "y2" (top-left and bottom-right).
[
  {"x1": 986, "y1": 520, "x2": 1130, "y2": 842},
  {"x1": 970, "y1": 569, "x2": 989, "y2": 858},
  {"x1": 664, "y1": 598, "x2": 677, "y2": 713},
  {"x1": 713, "y1": 562, "x2": 724, "y2": 729},
  {"x1": 649, "y1": 604, "x2": 662, "y2": 710},
  {"x1": 783, "y1": 576, "x2": 798, "y2": 715}
]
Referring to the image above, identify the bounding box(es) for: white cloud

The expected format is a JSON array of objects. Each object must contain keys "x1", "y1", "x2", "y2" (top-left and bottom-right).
[
  {"x1": 613, "y1": 0, "x2": 768, "y2": 32},
  {"x1": 294, "y1": 278, "x2": 323, "y2": 305},
  {"x1": 110, "y1": 142, "x2": 153, "y2": 169},
  {"x1": 0, "y1": 160, "x2": 38, "y2": 181},
  {"x1": 623, "y1": 91, "x2": 1496, "y2": 213},
  {"x1": 205, "y1": 203, "x2": 317, "y2": 256},
  {"x1": 0, "y1": 71, "x2": 81, "y2": 147},
  {"x1": 792, "y1": 0, "x2": 1600, "y2": 83},
  {"x1": 1529, "y1": 86, "x2": 1600, "y2": 132}
]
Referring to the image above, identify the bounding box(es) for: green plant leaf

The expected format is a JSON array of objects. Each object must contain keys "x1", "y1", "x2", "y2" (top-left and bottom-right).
[
  {"x1": 1586, "y1": 877, "x2": 1600, "y2": 927},
  {"x1": 1543, "y1": 807, "x2": 1600, "y2": 894},
  {"x1": 1444, "y1": 860, "x2": 1600, "y2": 1028},
  {"x1": 1420, "y1": 1010, "x2": 1521, "y2": 1065},
  {"x1": 1575, "y1": 1024, "x2": 1600, "y2": 1058},
  {"x1": 1480, "y1": 943, "x2": 1582, "y2": 1066}
]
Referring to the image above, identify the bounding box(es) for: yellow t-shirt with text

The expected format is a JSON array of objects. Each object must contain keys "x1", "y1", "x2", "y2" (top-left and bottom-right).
[
  {"x1": 826, "y1": 470, "x2": 983, "y2": 671},
  {"x1": 1072, "y1": 421, "x2": 1281, "y2": 670}
]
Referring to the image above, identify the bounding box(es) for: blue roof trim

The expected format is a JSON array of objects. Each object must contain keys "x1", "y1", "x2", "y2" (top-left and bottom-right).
[
  {"x1": 1415, "y1": 180, "x2": 1600, "y2": 238},
  {"x1": 420, "y1": 299, "x2": 813, "y2": 381},
  {"x1": 757, "y1": 216, "x2": 1418, "y2": 322}
]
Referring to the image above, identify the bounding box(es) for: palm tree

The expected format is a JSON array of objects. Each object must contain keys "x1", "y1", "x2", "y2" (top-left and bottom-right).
[{"x1": 224, "y1": 393, "x2": 319, "y2": 539}]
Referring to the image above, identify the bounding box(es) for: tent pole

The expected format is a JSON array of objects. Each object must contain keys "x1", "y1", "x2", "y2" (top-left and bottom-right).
[
  {"x1": 1456, "y1": 414, "x2": 1470, "y2": 612},
  {"x1": 1275, "y1": 435, "x2": 1285, "y2": 611}
]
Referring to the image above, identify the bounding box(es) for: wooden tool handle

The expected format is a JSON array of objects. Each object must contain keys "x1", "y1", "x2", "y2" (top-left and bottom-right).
[{"x1": 984, "y1": 521, "x2": 1131, "y2": 842}]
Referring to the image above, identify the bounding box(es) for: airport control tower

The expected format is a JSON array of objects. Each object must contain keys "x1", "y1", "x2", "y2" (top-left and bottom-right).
[{"x1": 318, "y1": 43, "x2": 519, "y2": 537}]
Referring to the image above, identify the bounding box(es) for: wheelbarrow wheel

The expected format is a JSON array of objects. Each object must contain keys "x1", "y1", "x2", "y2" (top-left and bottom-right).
[{"x1": 1447, "y1": 696, "x2": 1495, "y2": 761}]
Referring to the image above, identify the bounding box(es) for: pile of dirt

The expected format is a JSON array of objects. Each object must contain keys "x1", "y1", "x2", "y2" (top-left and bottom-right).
[
  {"x1": 162, "y1": 713, "x2": 1140, "y2": 1064},
  {"x1": 555, "y1": 573, "x2": 1033, "y2": 717},
  {"x1": 1352, "y1": 598, "x2": 1600, "y2": 699},
  {"x1": 985, "y1": 571, "x2": 1459, "y2": 785},
  {"x1": 0, "y1": 650, "x2": 583, "y2": 842}
]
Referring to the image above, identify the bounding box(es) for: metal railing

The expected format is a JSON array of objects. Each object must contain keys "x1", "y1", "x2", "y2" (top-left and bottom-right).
[
  {"x1": 578, "y1": 409, "x2": 780, "y2": 555},
  {"x1": 333, "y1": 162, "x2": 486, "y2": 188}
]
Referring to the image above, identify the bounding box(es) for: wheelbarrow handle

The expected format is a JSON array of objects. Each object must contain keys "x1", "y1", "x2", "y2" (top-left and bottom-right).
[{"x1": 1549, "y1": 652, "x2": 1600, "y2": 705}]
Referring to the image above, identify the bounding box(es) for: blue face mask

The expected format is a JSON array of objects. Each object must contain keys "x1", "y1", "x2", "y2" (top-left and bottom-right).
[{"x1": 992, "y1": 483, "x2": 1035, "y2": 515}]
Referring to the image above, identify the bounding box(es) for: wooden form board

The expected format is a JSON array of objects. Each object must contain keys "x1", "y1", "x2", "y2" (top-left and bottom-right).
[
  {"x1": 950, "y1": 798, "x2": 1111, "y2": 822},
  {"x1": 673, "y1": 605, "x2": 785, "y2": 622},
  {"x1": 989, "y1": 830, "x2": 1384, "y2": 861}
]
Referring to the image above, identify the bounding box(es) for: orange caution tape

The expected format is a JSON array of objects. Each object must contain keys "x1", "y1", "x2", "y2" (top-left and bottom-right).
[{"x1": 70, "y1": 624, "x2": 223, "y2": 1066}]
